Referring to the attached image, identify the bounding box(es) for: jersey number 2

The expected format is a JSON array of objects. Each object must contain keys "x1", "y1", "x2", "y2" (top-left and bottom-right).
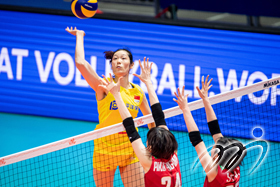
[{"x1": 161, "y1": 173, "x2": 181, "y2": 187}]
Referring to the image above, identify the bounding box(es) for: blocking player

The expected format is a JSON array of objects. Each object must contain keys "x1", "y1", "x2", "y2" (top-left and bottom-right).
[{"x1": 174, "y1": 75, "x2": 247, "y2": 187}]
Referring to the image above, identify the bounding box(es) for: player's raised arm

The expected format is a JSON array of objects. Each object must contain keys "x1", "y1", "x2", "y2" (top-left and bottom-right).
[
  {"x1": 65, "y1": 27, "x2": 105, "y2": 93},
  {"x1": 196, "y1": 75, "x2": 223, "y2": 143},
  {"x1": 139, "y1": 94, "x2": 155, "y2": 129},
  {"x1": 133, "y1": 57, "x2": 158, "y2": 106},
  {"x1": 174, "y1": 87, "x2": 218, "y2": 180},
  {"x1": 99, "y1": 73, "x2": 152, "y2": 172},
  {"x1": 134, "y1": 58, "x2": 168, "y2": 130}
]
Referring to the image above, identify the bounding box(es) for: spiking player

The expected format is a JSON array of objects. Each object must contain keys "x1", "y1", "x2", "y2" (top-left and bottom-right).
[
  {"x1": 99, "y1": 58, "x2": 182, "y2": 187},
  {"x1": 174, "y1": 75, "x2": 247, "y2": 187},
  {"x1": 66, "y1": 27, "x2": 155, "y2": 187}
]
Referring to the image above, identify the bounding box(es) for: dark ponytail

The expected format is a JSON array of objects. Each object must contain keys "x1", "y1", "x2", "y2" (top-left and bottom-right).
[{"x1": 104, "y1": 51, "x2": 115, "y2": 63}]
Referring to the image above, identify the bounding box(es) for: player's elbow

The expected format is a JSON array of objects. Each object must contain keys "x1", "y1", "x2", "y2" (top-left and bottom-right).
[{"x1": 75, "y1": 58, "x2": 86, "y2": 66}]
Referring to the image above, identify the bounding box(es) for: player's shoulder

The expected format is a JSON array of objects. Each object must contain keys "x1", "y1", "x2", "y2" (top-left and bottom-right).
[
  {"x1": 130, "y1": 82, "x2": 144, "y2": 95},
  {"x1": 217, "y1": 166, "x2": 241, "y2": 185}
]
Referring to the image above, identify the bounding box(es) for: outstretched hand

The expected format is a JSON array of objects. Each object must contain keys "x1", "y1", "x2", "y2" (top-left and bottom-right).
[
  {"x1": 133, "y1": 57, "x2": 153, "y2": 85},
  {"x1": 65, "y1": 27, "x2": 85, "y2": 36},
  {"x1": 196, "y1": 75, "x2": 213, "y2": 100},
  {"x1": 173, "y1": 86, "x2": 190, "y2": 112},
  {"x1": 98, "y1": 73, "x2": 122, "y2": 95}
]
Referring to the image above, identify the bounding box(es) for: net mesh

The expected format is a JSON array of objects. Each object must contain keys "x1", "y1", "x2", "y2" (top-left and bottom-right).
[
  {"x1": 0, "y1": 79, "x2": 280, "y2": 187},
  {"x1": 168, "y1": 90, "x2": 280, "y2": 186}
]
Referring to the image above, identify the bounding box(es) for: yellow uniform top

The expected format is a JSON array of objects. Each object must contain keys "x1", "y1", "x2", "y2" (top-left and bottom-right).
[{"x1": 94, "y1": 80, "x2": 144, "y2": 155}]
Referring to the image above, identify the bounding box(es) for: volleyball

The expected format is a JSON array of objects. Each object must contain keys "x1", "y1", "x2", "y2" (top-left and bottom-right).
[{"x1": 71, "y1": 0, "x2": 98, "y2": 19}]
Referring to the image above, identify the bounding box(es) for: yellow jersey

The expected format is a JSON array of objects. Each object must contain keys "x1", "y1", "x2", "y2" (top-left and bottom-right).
[{"x1": 94, "y1": 81, "x2": 144, "y2": 156}]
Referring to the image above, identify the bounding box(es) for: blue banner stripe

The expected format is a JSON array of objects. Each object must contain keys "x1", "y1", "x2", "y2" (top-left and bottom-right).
[{"x1": 0, "y1": 10, "x2": 279, "y2": 142}]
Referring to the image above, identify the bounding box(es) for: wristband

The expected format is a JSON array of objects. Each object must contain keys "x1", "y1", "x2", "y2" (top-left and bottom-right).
[
  {"x1": 123, "y1": 117, "x2": 141, "y2": 143},
  {"x1": 189, "y1": 131, "x2": 203, "y2": 147},
  {"x1": 208, "y1": 120, "x2": 221, "y2": 136},
  {"x1": 151, "y1": 103, "x2": 167, "y2": 127}
]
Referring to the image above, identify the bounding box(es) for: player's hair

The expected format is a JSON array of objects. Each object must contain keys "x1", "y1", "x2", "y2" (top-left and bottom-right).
[
  {"x1": 104, "y1": 48, "x2": 133, "y2": 64},
  {"x1": 213, "y1": 137, "x2": 247, "y2": 171},
  {"x1": 146, "y1": 127, "x2": 178, "y2": 160}
]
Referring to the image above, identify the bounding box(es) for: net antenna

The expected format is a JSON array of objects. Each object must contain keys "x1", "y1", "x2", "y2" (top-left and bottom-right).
[{"x1": 0, "y1": 76, "x2": 279, "y2": 167}]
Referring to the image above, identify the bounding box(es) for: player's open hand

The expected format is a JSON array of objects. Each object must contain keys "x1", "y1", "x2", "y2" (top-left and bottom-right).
[
  {"x1": 65, "y1": 27, "x2": 85, "y2": 36},
  {"x1": 173, "y1": 86, "x2": 190, "y2": 112},
  {"x1": 133, "y1": 57, "x2": 153, "y2": 85},
  {"x1": 98, "y1": 73, "x2": 122, "y2": 95},
  {"x1": 196, "y1": 75, "x2": 213, "y2": 100}
]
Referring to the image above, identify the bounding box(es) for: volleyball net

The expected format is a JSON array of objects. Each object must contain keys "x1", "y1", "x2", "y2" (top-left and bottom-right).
[{"x1": 0, "y1": 76, "x2": 279, "y2": 186}]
